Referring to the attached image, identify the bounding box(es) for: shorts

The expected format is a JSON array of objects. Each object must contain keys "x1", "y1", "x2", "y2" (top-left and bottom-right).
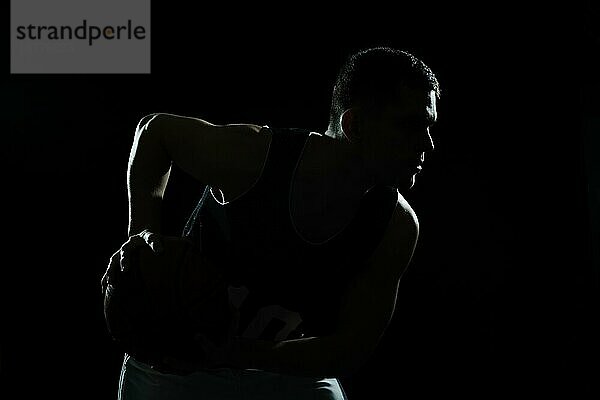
[{"x1": 118, "y1": 354, "x2": 349, "y2": 400}]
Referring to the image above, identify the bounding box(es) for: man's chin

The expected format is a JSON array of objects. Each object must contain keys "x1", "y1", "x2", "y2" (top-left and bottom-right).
[
  {"x1": 391, "y1": 175, "x2": 416, "y2": 191},
  {"x1": 394, "y1": 175, "x2": 416, "y2": 191},
  {"x1": 374, "y1": 168, "x2": 417, "y2": 190}
]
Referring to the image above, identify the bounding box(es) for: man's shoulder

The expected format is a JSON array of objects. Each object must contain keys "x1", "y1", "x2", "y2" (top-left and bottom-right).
[
  {"x1": 265, "y1": 126, "x2": 314, "y2": 139},
  {"x1": 362, "y1": 187, "x2": 419, "y2": 265},
  {"x1": 144, "y1": 114, "x2": 274, "y2": 202},
  {"x1": 151, "y1": 113, "x2": 269, "y2": 140},
  {"x1": 359, "y1": 189, "x2": 420, "y2": 285},
  {"x1": 393, "y1": 191, "x2": 419, "y2": 232},
  {"x1": 363, "y1": 186, "x2": 416, "y2": 229},
  {"x1": 381, "y1": 190, "x2": 419, "y2": 251}
]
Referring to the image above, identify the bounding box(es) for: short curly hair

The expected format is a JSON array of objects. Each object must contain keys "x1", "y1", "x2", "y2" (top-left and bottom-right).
[{"x1": 329, "y1": 47, "x2": 440, "y2": 131}]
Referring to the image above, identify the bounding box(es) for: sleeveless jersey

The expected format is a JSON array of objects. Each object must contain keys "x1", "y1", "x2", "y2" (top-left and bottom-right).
[{"x1": 182, "y1": 127, "x2": 398, "y2": 341}]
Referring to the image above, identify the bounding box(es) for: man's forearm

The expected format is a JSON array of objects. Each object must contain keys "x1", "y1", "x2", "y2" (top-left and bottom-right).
[
  {"x1": 127, "y1": 114, "x2": 172, "y2": 236},
  {"x1": 229, "y1": 334, "x2": 364, "y2": 378}
]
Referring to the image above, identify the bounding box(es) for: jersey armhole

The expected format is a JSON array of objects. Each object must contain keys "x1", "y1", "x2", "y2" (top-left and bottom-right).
[{"x1": 209, "y1": 125, "x2": 274, "y2": 206}]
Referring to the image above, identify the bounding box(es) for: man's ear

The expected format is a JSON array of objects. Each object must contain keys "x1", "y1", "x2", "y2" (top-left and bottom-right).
[{"x1": 340, "y1": 108, "x2": 362, "y2": 142}]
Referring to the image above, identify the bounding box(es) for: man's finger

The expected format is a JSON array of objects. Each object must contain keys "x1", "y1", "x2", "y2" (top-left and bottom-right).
[
  {"x1": 119, "y1": 237, "x2": 143, "y2": 271},
  {"x1": 102, "y1": 253, "x2": 120, "y2": 293},
  {"x1": 149, "y1": 240, "x2": 163, "y2": 253},
  {"x1": 120, "y1": 249, "x2": 131, "y2": 272},
  {"x1": 122, "y1": 235, "x2": 144, "y2": 251},
  {"x1": 141, "y1": 231, "x2": 163, "y2": 253},
  {"x1": 101, "y1": 273, "x2": 107, "y2": 294},
  {"x1": 106, "y1": 252, "x2": 119, "y2": 275}
]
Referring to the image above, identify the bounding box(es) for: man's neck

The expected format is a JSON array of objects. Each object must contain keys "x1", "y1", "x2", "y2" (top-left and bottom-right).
[{"x1": 312, "y1": 130, "x2": 374, "y2": 200}]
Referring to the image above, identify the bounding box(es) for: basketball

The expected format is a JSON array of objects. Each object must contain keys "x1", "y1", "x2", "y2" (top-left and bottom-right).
[{"x1": 103, "y1": 236, "x2": 232, "y2": 372}]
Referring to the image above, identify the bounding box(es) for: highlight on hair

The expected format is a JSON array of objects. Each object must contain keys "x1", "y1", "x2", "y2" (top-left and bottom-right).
[{"x1": 329, "y1": 47, "x2": 440, "y2": 134}]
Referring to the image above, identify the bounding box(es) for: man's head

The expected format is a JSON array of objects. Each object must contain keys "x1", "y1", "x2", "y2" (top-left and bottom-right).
[{"x1": 327, "y1": 47, "x2": 440, "y2": 190}]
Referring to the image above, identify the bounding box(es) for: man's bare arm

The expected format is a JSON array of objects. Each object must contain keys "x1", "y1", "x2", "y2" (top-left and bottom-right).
[
  {"x1": 126, "y1": 113, "x2": 268, "y2": 236},
  {"x1": 227, "y1": 193, "x2": 419, "y2": 377},
  {"x1": 127, "y1": 114, "x2": 171, "y2": 236}
]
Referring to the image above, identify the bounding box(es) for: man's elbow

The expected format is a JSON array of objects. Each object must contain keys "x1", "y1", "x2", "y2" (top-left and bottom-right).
[
  {"x1": 136, "y1": 113, "x2": 163, "y2": 134},
  {"x1": 131, "y1": 113, "x2": 170, "y2": 156}
]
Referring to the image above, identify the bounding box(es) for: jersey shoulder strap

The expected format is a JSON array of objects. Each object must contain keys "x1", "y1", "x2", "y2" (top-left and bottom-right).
[{"x1": 180, "y1": 126, "x2": 310, "y2": 242}]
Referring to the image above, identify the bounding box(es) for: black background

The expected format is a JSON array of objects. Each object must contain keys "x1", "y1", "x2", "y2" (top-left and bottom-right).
[{"x1": 2, "y1": 2, "x2": 597, "y2": 399}]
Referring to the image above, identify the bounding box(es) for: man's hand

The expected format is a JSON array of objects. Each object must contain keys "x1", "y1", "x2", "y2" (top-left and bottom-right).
[{"x1": 101, "y1": 229, "x2": 164, "y2": 294}]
